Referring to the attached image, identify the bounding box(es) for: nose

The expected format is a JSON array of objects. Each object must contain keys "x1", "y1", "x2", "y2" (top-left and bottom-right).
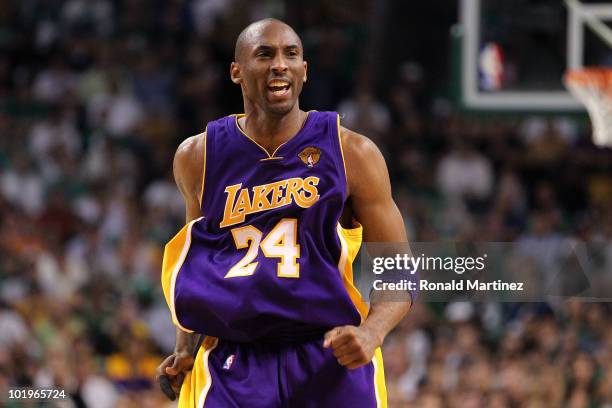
[{"x1": 271, "y1": 54, "x2": 288, "y2": 74}]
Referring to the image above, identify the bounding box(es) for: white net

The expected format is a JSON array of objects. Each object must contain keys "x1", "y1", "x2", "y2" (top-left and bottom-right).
[{"x1": 565, "y1": 68, "x2": 612, "y2": 148}]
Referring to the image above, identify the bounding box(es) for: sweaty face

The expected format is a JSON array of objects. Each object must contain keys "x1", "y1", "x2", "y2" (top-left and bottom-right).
[{"x1": 233, "y1": 23, "x2": 307, "y2": 115}]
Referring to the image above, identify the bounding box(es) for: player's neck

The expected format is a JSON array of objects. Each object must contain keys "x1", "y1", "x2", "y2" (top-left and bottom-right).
[{"x1": 240, "y1": 106, "x2": 306, "y2": 154}]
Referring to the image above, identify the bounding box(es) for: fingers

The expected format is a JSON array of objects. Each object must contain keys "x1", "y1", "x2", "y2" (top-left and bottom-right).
[
  {"x1": 324, "y1": 326, "x2": 375, "y2": 370},
  {"x1": 156, "y1": 355, "x2": 175, "y2": 380},
  {"x1": 158, "y1": 355, "x2": 190, "y2": 400},
  {"x1": 331, "y1": 341, "x2": 359, "y2": 358},
  {"x1": 165, "y1": 358, "x2": 179, "y2": 376},
  {"x1": 165, "y1": 353, "x2": 194, "y2": 376},
  {"x1": 323, "y1": 329, "x2": 334, "y2": 348},
  {"x1": 345, "y1": 359, "x2": 370, "y2": 370},
  {"x1": 333, "y1": 342, "x2": 371, "y2": 369},
  {"x1": 323, "y1": 327, "x2": 341, "y2": 348},
  {"x1": 336, "y1": 350, "x2": 368, "y2": 367},
  {"x1": 167, "y1": 353, "x2": 184, "y2": 376},
  {"x1": 323, "y1": 326, "x2": 355, "y2": 349},
  {"x1": 157, "y1": 352, "x2": 195, "y2": 401}
]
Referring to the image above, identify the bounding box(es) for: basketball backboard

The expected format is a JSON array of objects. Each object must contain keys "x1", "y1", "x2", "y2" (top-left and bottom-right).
[{"x1": 458, "y1": 0, "x2": 612, "y2": 111}]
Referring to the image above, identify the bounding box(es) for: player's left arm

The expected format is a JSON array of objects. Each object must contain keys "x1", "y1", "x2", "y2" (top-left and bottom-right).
[{"x1": 323, "y1": 127, "x2": 412, "y2": 369}]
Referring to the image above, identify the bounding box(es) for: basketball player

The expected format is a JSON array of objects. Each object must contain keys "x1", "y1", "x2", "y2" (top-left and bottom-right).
[{"x1": 156, "y1": 19, "x2": 412, "y2": 407}]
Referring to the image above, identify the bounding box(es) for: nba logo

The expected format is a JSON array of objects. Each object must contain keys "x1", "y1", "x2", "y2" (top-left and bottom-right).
[
  {"x1": 223, "y1": 354, "x2": 235, "y2": 370},
  {"x1": 478, "y1": 42, "x2": 504, "y2": 91}
]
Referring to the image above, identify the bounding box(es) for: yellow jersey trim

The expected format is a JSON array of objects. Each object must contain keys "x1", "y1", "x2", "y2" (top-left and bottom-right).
[
  {"x1": 259, "y1": 156, "x2": 284, "y2": 161},
  {"x1": 233, "y1": 114, "x2": 276, "y2": 158},
  {"x1": 233, "y1": 111, "x2": 313, "y2": 159},
  {"x1": 336, "y1": 114, "x2": 348, "y2": 198},
  {"x1": 198, "y1": 130, "x2": 207, "y2": 208},
  {"x1": 161, "y1": 217, "x2": 203, "y2": 333},
  {"x1": 336, "y1": 222, "x2": 369, "y2": 320}
]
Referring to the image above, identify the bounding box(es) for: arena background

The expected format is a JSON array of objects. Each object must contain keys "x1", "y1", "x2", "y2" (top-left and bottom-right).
[{"x1": 1, "y1": 0, "x2": 612, "y2": 407}]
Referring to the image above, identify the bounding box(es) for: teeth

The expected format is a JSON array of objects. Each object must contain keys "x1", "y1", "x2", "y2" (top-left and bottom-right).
[{"x1": 269, "y1": 81, "x2": 289, "y2": 87}]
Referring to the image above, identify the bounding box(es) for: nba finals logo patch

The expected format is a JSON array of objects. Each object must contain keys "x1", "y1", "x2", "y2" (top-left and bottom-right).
[
  {"x1": 298, "y1": 147, "x2": 321, "y2": 168},
  {"x1": 223, "y1": 354, "x2": 235, "y2": 370}
]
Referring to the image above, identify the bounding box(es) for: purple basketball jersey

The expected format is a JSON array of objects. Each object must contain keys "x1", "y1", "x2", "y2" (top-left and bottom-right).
[{"x1": 166, "y1": 111, "x2": 364, "y2": 342}]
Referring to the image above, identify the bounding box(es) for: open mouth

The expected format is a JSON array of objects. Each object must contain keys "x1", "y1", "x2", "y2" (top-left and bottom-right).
[{"x1": 267, "y1": 80, "x2": 291, "y2": 97}]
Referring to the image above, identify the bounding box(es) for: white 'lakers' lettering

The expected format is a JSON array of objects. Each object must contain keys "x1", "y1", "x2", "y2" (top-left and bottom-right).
[{"x1": 220, "y1": 177, "x2": 320, "y2": 228}]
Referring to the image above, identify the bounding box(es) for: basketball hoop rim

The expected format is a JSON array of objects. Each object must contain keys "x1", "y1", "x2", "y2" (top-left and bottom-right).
[
  {"x1": 564, "y1": 66, "x2": 612, "y2": 89},
  {"x1": 564, "y1": 66, "x2": 612, "y2": 148}
]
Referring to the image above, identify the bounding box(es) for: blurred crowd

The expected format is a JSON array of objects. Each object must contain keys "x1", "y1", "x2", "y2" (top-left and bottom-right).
[
  {"x1": 0, "y1": 0, "x2": 611, "y2": 407},
  {"x1": 386, "y1": 301, "x2": 612, "y2": 408}
]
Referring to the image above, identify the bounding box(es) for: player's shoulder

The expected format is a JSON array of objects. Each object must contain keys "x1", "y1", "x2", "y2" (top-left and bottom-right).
[
  {"x1": 338, "y1": 125, "x2": 388, "y2": 198},
  {"x1": 338, "y1": 125, "x2": 383, "y2": 162},
  {"x1": 175, "y1": 132, "x2": 205, "y2": 166},
  {"x1": 173, "y1": 132, "x2": 206, "y2": 194}
]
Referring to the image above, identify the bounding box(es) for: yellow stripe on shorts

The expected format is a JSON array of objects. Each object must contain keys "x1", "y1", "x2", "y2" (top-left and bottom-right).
[
  {"x1": 178, "y1": 336, "x2": 218, "y2": 408},
  {"x1": 372, "y1": 347, "x2": 387, "y2": 408}
]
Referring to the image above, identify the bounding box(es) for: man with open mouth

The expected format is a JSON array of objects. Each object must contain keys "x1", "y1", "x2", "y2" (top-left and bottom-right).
[{"x1": 156, "y1": 18, "x2": 412, "y2": 408}]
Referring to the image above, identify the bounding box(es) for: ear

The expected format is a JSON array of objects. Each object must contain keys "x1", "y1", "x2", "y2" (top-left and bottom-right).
[
  {"x1": 303, "y1": 61, "x2": 308, "y2": 83},
  {"x1": 230, "y1": 62, "x2": 241, "y2": 84}
]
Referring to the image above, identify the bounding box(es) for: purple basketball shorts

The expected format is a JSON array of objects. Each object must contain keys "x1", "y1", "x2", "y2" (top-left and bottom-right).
[{"x1": 177, "y1": 336, "x2": 387, "y2": 407}]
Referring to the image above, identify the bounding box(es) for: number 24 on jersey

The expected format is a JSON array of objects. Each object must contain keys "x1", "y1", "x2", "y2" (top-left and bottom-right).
[{"x1": 225, "y1": 218, "x2": 300, "y2": 279}]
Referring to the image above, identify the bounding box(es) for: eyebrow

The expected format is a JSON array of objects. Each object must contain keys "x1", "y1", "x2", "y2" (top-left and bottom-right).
[{"x1": 253, "y1": 44, "x2": 301, "y2": 53}]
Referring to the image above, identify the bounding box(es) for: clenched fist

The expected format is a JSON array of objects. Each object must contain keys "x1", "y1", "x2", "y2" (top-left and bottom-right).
[
  {"x1": 323, "y1": 325, "x2": 382, "y2": 369},
  {"x1": 155, "y1": 350, "x2": 195, "y2": 400}
]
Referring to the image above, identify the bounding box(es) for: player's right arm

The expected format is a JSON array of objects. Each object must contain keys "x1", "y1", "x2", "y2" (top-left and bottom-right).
[{"x1": 155, "y1": 132, "x2": 206, "y2": 399}]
